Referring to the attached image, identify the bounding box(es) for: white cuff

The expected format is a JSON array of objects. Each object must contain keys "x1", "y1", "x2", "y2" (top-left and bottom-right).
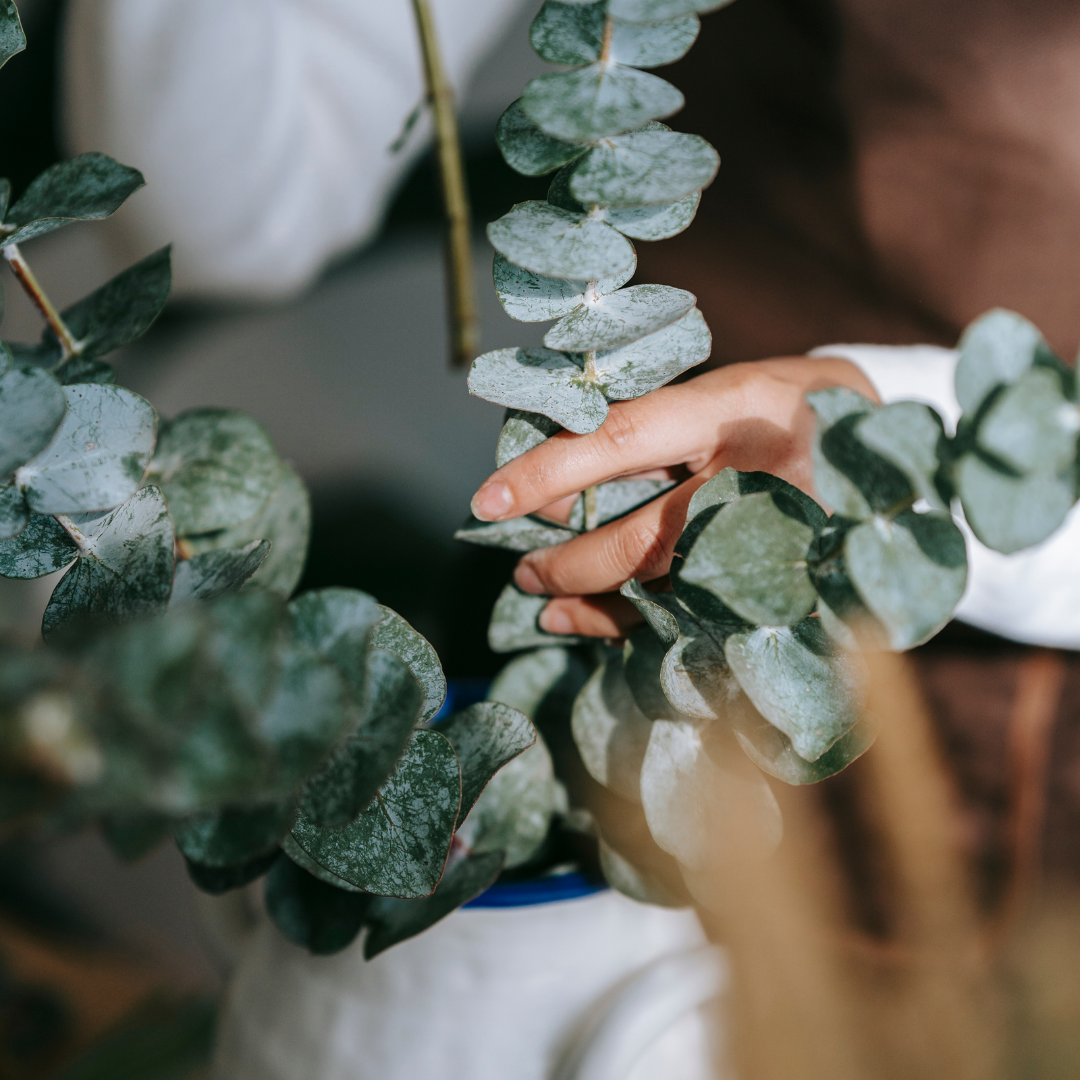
[{"x1": 809, "y1": 343, "x2": 1080, "y2": 650}]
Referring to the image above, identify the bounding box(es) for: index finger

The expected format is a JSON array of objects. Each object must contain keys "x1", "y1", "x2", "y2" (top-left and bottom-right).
[{"x1": 470, "y1": 381, "x2": 718, "y2": 522}]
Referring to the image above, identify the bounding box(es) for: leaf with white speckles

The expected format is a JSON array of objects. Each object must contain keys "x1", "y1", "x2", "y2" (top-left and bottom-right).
[
  {"x1": 0, "y1": 483, "x2": 26, "y2": 541},
  {"x1": 0, "y1": 365, "x2": 66, "y2": 476},
  {"x1": 544, "y1": 284, "x2": 695, "y2": 351},
  {"x1": 493, "y1": 251, "x2": 635, "y2": 323},
  {"x1": 607, "y1": 193, "x2": 700, "y2": 241},
  {"x1": 370, "y1": 606, "x2": 445, "y2": 725},
  {"x1": 496, "y1": 410, "x2": 563, "y2": 467},
  {"x1": 609, "y1": 0, "x2": 735, "y2": 22},
  {"x1": 488, "y1": 583, "x2": 589, "y2": 652},
  {"x1": 169, "y1": 541, "x2": 271, "y2": 605},
  {"x1": 495, "y1": 99, "x2": 588, "y2": 178},
  {"x1": 0, "y1": 511, "x2": 77, "y2": 578}
]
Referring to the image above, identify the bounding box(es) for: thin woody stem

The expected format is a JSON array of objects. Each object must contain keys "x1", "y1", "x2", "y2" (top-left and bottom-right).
[
  {"x1": 599, "y1": 16, "x2": 614, "y2": 62},
  {"x1": 582, "y1": 347, "x2": 600, "y2": 529},
  {"x1": 410, "y1": 0, "x2": 480, "y2": 370},
  {"x1": 2, "y1": 243, "x2": 80, "y2": 359}
]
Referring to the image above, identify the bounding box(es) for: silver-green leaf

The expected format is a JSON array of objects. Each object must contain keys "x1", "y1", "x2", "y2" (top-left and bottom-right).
[
  {"x1": 0, "y1": 364, "x2": 66, "y2": 476},
  {"x1": 0, "y1": 511, "x2": 77, "y2": 578},
  {"x1": 495, "y1": 99, "x2": 589, "y2": 178},
  {"x1": 955, "y1": 308, "x2": 1049, "y2": 416},
  {"x1": 370, "y1": 606, "x2": 446, "y2": 725},
  {"x1": 496, "y1": 409, "x2": 563, "y2": 467},
  {"x1": 169, "y1": 541, "x2": 271, "y2": 606},
  {"x1": 607, "y1": 193, "x2": 700, "y2": 241},
  {"x1": 608, "y1": 0, "x2": 735, "y2": 21},
  {"x1": 488, "y1": 582, "x2": 589, "y2": 652},
  {"x1": 544, "y1": 284, "x2": 695, "y2": 351},
  {"x1": 494, "y1": 251, "x2": 636, "y2": 323},
  {"x1": 0, "y1": 0, "x2": 25, "y2": 70},
  {"x1": 454, "y1": 514, "x2": 577, "y2": 553}
]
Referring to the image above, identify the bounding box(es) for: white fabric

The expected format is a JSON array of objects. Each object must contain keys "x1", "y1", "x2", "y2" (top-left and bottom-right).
[
  {"x1": 61, "y1": 0, "x2": 526, "y2": 300},
  {"x1": 209, "y1": 892, "x2": 721, "y2": 1080},
  {"x1": 811, "y1": 343, "x2": 1080, "y2": 650}
]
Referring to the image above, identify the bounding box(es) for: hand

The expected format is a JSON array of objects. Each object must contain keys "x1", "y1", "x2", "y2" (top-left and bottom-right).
[{"x1": 469, "y1": 356, "x2": 877, "y2": 638}]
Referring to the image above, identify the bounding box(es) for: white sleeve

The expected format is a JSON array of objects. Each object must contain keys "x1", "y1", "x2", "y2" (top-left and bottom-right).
[
  {"x1": 60, "y1": 0, "x2": 528, "y2": 300},
  {"x1": 809, "y1": 343, "x2": 1080, "y2": 650}
]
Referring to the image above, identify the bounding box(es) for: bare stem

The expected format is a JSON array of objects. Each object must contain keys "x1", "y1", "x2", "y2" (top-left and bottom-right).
[
  {"x1": 410, "y1": 0, "x2": 480, "y2": 370},
  {"x1": 3, "y1": 243, "x2": 79, "y2": 359},
  {"x1": 582, "y1": 347, "x2": 600, "y2": 530},
  {"x1": 599, "y1": 16, "x2": 614, "y2": 62}
]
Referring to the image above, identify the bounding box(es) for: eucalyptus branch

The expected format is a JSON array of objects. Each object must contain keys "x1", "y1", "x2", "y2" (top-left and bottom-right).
[
  {"x1": 2, "y1": 243, "x2": 79, "y2": 358},
  {"x1": 410, "y1": 0, "x2": 480, "y2": 370}
]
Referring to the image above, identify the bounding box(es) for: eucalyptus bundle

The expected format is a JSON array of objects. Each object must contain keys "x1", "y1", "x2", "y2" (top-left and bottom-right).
[
  {"x1": 0, "y1": 5, "x2": 539, "y2": 960},
  {"x1": 462, "y1": 0, "x2": 1080, "y2": 902}
]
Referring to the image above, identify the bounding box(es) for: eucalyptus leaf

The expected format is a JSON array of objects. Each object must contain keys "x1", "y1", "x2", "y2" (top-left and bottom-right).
[
  {"x1": 683, "y1": 467, "x2": 827, "y2": 535},
  {"x1": 723, "y1": 619, "x2": 863, "y2": 762},
  {"x1": 43, "y1": 485, "x2": 175, "y2": 638},
  {"x1": 0, "y1": 511, "x2": 77, "y2": 578},
  {"x1": 183, "y1": 462, "x2": 310, "y2": 598},
  {"x1": 487, "y1": 645, "x2": 592, "y2": 725},
  {"x1": 290, "y1": 729, "x2": 461, "y2": 898},
  {"x1": 955, "y1": 308, "x2": 1050, "y2": 415},
  {"x1": 101, "y1": 810, "x2": 171, "y2": 862},
  {"x1": 640, "y1": 717, "x2": 782, "y2": 868},
  {"x1": 0, "y1": 484, "x2": 26, "y2": 541},
  {"x1": 611, "y1": 14, "x2": 700, "y2": 66},
  {"x1": 496, "y1": 409, "x2": 563, "y2": 467},
  {"x1": 16, "y1": 384, "x2": 156, "y2": 515},
  {"x1": 147, "y1": 409, "x2": 281, "y2": 535},
  {"x1": 679, "y1": 490, "x2": 818, "y2": 626},
  {"x1": 620, "y1": 579, "x2": 679, "y2": 646},
  {"x1": 488, "y1": 582, "x2": 588, "y2": 652},
  {"x1": 0, "y1": 364, "x2": 66, "y2": 475},
  {"x1": 660, "y1": 625, "x2": 746, "y2": 721},
  {"x1": 594, "y1": 307, "x2": 711, "y2": 399},
  {"x1": 544, "y1": 285, "x2": 695, "y2": 351},
  {"x1": 598, "y1": 837, "x2": 689, "y2": 907},
  {"x1": 530, "y1": 0, "x2": 607, "y2": 65},
  {"x1": 169, "y1": 541, "x2": 271, "y2": 605},
  {"x1": 608, "y1": 0, "x2": 735, "y2": 20},
  {"x1": 521, "y1": 64, "x2": 684, "y2": 143},
  {"x1": 288, "y1": 586, "x2": 381, "y2": 695},
  {"x1": 571, "y1": 653, "x2": 652, "y2": 802},
  {"x1": 976, "y1": 366, "x2": 1080, "y2": 474},
  {"x1": 264, "y1": 856, "x2": 371, "y2": 956},
  {"x1": 174, "y1": 800, "x2": 296, "y2": 867},
  {"x1": 454, "y1": 513, "x2": 577, "y2": 553},
  {"x1": 0, "y1": 1, "x2": 25, "y2": 70},
  {"x1": 54, "y1": 356, "x2": 115, "y2": 385},
  {"x1": 297, "y1": 650, "x2": 422, "y2": 829},
  {"x1": 186, "y1": 848, "x2": 281, "y2": 895},
  {"x1": 435, "y1": 701, "x2": 535, "y2": 823},
  {"x1": 494, "y1": 251, "x2": 635, "y2": 323},
  {"x1": 956, "y1": 454, "x2": 1074, "y2": 555},
  {"x1": 363, "y1": 850, "x2": 505, "y2": 958},
  {"x1": 280, "y1": 833, "x2": 365, "y2": 893},
  {"x1": 496, "y1": 98, "x2": 588, "y2": 178},
  {"x1": 370, "y1": 606, "x2": 445, "y2": 725},
  {"x1": 569, "y1": 131, "x2": 718, "y2": 207},
  {"x1": 488, "y1": 201, "x2": 636, "y2": 282},
  {"x1": 2, "y1": 153, "x2": 144, "y2": 245},
  {"x1": 624, "y1": 624, "x2": 681, "y2": 720},
  {"x1": 580, "y1": 477, "x2": 675, "y2": 527},
  {"x1": 607, "y1": 193, "x2": 700, "y2": 241},
  {"x1": 842, "y1": 510, "x2": 967, "y2": 649},
  {"x1": 468, "y1": 347, "x2": 608, "y2": 435},
  {"x1": 855, "y1": 401, "x2": 948, "y2": 511},
  {"x1": 733, "y1": 708, "x2": 877, "y2": 785}
]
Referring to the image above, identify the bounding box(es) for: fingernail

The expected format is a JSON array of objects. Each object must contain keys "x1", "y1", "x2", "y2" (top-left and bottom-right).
[
  {"x1": 539, "y1": 606, "x2": 573, "y2": 634},
  {"x1": 471, "y1": 482, "x2": 513, "y2": 521},
  {"x1": 514, "y1": 561, "x2": 545, "y2": 594}
]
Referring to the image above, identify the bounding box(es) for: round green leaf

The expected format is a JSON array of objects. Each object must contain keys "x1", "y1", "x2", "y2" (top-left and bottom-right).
[
  {"x1": 495, "y1": 99, "x2": 589, "y2": 178},
  {"x1": 608, "y1": 0, "x2": 735, "y2": 21},
  {"x1": 487, "y1": 201, "x2": 636, "y2": 282},
  {"x1": 955, "y1": 308, "x2": 1050, "y2": 416},
  {"x1": 174, "y1": 801, "x2": 296, "y2": 868},
  {"x1": 620, "y1": 578, "x2": 679, "y2": 646},
  {"x1": 0, "y1": 365, "x2": 66, "y2": 476},
  {"x1": 0, "y1": 511, "x2": 78, "y2": 578},
  {"x1": 455, "y1": 513, "x2": 577, "y2": 553},
  {"x1": 370, "y1": 606, "x2": 445, "y2": 725},
  {"x1": 493, "y1": 250, "x2": 636, "y2": 323},
  {"x1": 521, "y1": 64, "x2": 684, "y2": 143},
  {"x1": 0, "y1": 2, "x2": 25, "y2": 71},
  {"x1": 147, "y1": 409, "x2": 281, "y2": 535},
  {"x1": 569, "y1": 131, "x2": 718, "y2": 207},
  {"x1": 169, "y1": 541, "x2": 271, "y2": 605},
  {"x1": 679, "y1": 490, "x2": 817, "y2": 626},
  {"x1": 530, "y1": 0, "x2": 607, "y2": 64},
  {"x1": 16, "y1": 384, "x2": 156, "y2": 515},
  {"x1": 487, "y1": 582, "x2": 590, "y2": 652},
  {"x1": 855, "y1": 401, "x2": 948, "y2": 512},
  {"x1": 660, "y1": 627, "x2": 744, "y2": 721},
  {"x1": 288, "y1": 586, "x2": 382, "y2": 695},
  {"x1": 264, "y1": 856, "x2": 370, "y2": 955},
  {"x1": 496, "y1": 409, "x2": 563, "y2": 467},
  {"x1": 609, "y1": 13, "x2": 700, "y2": 66},
  {"x1": 0, "y1": 483, "x2": 27, "y2": 541},
  {"x1": 607, "y1": 193, "x2": 700, "y2": 240},
  {"x1": 544, "y1": 284, "x2": 695, "y2": 351}
]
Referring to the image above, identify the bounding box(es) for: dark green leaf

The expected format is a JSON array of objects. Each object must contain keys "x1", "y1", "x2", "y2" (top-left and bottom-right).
[
  {"x1": 679, "y1": 490, "x2": 818, "y2": 626},
  {"x1": 264, "y1": 856, "x2": 370, "y2": 955},
  {"x1": 0, "y1": 511, "x2": 77, "y2": 578},
  {"x1": 297, "y1": 649, "x2": 422, "y2": 829},
  {"x1": 855, "y1": 401, "x2": 948, "y2": 511},
  {"x1": 495, "y1": 99, "x2": 588, "y2": 178},
  {"x1": 806, "y1": 386, "x2": 878, "y2": 519},
  {"x1": 568, "y1": 131, "x2": 718, "y2": 207},
  {"x1": 521, "y1": 64, "x2": 684, "y2": 142},
  {"x1": 147, "y1": 409, "x2": 281, "y2": 535},
  {"x1": 16, "y1": 384, "x2": 156, "y2": 515},
  {"x1": 660, "y1": 624, "x2": 742, "y2": 720},
  {"x1": 818, "y1": 412, "x2": 914, "y2": 518},
  {"x1": 0, "y1": 364, "x2": 66, "y2": 475},
  {"x1": 288, "y1": 586, "x2": 381, "y2": 695},
  {"x1": 0, "y1": 1, "x2": 25, "y2": 70},
  {"x1": 624, "y1": 623, "x2": 682, "y2": 720},
  {"x1": 174, "y1": 801, "x2": 296, "y2": 867},
  {"x1": 488, "y1": 582, "x2": 589, "y2": 652},
  {"x1": 169, "y1": 541, "x2": 271, "y2": 605},
  {"x1": 290, "y1": 729, "x2": 461, "y2": 898},
  {"x1": 488, "y1": 201, "x2": 636, "y2": 281},
  {"x1": 182, "y1": 461, "x2": 310, "y2": 598},
  {"x1": 185, "y1": 848, "x2": 281, "y2": 895},
  {"x1": 363, "y1": 851, "x2": 504, "y2": 958},
  {"x1": 0, "y1": 483, "x2": 26, "y2": 541},
  {"x1": 370, "y1": 605, "x2": 445, "y2": 725},
  {"x1": 43, "y1": 486, "x2": 175, "y2": 638},
  {"x1": 100, "y1": 811, "x2": 171, "y2": 862},
  {"x1": 436, "y1": 701, "x2": 535, "y2": 823},
  {"x1": 2, "y1": 153, "x2": 144, "y2": 245},
  {"x1": 724, "y1": 618, "x2": 863, "y2": 762},
  {"x1": 54, "y1": 356, "x2": 115, "y2": 385},
  {"x1": 280, "y1": 833, "x2": 365, "y2": 892},
  {"x1": 682, "y1": 467, "x2": 828, "y2": 538}
]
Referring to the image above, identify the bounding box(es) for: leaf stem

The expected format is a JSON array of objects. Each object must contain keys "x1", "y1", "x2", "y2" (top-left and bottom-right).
[
  {"x1": 599, "y1": 16, "x2": 615, "y2": 63},
  {"x1": 2, "y1": 243, "x2": 80, "y2": 359},
  {"x1": 584, "y1": 485, "x2": 599, "y2": 531},
  {"x1": 410, "y1": 0, "x2": 480, "y2": 370}
]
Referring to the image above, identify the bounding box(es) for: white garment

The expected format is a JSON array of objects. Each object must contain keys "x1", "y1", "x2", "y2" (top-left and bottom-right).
[
  {"x1": 811, "y1": 344, "x2": 1080, "y2": 650},
  {"x1": 61, "y1": 0, "x2": 526, "y2": 300}
]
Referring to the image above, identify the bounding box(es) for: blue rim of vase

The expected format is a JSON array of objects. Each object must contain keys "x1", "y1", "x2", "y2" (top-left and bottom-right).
[{"x1": 436, "y1": 679, "x2": 610, "y2": 908}]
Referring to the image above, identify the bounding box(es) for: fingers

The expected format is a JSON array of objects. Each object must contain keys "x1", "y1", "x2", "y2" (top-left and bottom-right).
[
  {"x1": 539, "y1": 593, "x2": 644, "y2": 638},
  {"x1": 471, "y1": 383, "x2": 715, "y2": 522},
  {"x1": 514, "y1": 479, "x2": 703, "y2": 597}
]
